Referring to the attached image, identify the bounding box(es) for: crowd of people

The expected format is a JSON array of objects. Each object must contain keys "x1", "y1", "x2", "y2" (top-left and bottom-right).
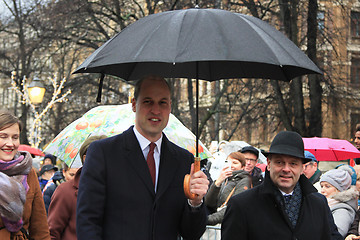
[{"x1": 0, "y1": 75, "x2": 359, "y2": 239}]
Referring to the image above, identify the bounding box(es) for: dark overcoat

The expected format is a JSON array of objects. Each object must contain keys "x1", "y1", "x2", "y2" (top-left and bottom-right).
[
  {"x1": 221, "y1": 171, "x2": 342, "y2": 240},
  {"x1": 76, "y1": 127, "x2": 207, "y2": 240}
]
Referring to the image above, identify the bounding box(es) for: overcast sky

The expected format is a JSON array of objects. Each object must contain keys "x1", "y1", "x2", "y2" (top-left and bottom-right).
[{"x1": 0, "y1": 1, "x2": 12, "y2": 20}]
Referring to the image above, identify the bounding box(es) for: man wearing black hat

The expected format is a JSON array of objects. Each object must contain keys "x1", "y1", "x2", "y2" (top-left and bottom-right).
[
  {"x1": 222, "y1": 131, "x2": 342, "y2": 240},
  {"x1": 240, "y1": 146, "x2": 263, "y2": 187},
  {"x1": 39, "y1": 164, "x2": 58, "y2": 191}
]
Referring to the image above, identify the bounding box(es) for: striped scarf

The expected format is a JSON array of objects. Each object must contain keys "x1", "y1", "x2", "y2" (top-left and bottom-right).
[{"x1": 0, "y1": 151, "x2": 32, "y2": 232}]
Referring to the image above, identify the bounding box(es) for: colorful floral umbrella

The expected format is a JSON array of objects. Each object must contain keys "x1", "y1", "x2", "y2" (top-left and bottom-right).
[
  {"x1": 44, "y1": 104, "x2": 211, "y2": 167},
  {"x1": 302, "y1": 137, "x2": 360, "y2": 161}
]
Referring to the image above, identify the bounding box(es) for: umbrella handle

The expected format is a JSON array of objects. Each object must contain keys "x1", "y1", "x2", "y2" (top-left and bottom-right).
[{"x1": 183, "y1": 157, "x2": 201, "y2": 200}]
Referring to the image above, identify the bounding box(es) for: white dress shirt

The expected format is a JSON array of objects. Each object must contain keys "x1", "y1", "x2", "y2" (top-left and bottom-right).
[
  {"x1": 133, "y1": 127, "x2": 162, "y2": 191},
  {"x1": 279, "y1": 189, "x2": 293, "y2": 197}
]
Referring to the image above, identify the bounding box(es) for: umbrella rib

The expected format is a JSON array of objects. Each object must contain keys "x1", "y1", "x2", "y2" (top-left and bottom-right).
[{"x1": 238, "y1": 15, "x2": 306, "y2": 77}]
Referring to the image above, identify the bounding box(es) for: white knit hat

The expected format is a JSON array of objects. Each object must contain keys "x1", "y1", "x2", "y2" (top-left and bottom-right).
[{"x1": 320, "y1": 169, "x2": 352, "y2": 192}]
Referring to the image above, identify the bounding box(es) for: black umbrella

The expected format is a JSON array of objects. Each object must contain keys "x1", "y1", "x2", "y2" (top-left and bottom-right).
[
  {"x1": 74, "y1": 8, "x2": 321, "y2": 198},
  {"x1": 75, "y1": 8, "x2": 321, "y2": 81}
]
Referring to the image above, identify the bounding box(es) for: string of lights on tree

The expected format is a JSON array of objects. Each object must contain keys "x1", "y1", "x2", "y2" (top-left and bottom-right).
[{"x1": 11, "y1": 71, "x2": 71, "y2": 148}]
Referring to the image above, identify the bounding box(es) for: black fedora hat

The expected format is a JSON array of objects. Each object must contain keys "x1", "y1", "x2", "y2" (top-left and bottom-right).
[{"x1": 264, "y1": 131, "x2": 311, "y2": 163}]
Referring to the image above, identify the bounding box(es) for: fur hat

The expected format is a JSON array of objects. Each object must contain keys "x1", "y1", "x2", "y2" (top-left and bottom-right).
[{"x1": 320, "y1": 168, "x2": 352, "y2": 192}]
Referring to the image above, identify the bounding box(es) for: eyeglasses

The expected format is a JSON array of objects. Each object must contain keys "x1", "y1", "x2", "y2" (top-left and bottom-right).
[{"x1": 304, "y1": 163, "x2": 314, "y2": 169}]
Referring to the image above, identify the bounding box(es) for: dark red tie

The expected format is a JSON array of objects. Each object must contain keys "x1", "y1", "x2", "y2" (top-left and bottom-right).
[{"x1": 147, "y1": 142, "x2": 156, "y2": 186}]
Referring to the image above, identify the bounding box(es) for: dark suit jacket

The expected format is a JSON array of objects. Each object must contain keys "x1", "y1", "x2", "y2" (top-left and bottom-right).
[
  {"x1": 76, "y1": 127, "x2": 207, "y2": 240},
  {"x1": 221, "y1": 172, "x2": 342, "y2": 240}
]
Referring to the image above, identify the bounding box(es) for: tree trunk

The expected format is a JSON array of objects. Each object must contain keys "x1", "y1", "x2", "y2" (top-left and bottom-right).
[
  {"x1": 19, "y1": 104, "x2": 30, "y2": 145},
  {"x1": 307, "y1": 0, "x2": 322, "y2": 137},
  {"x1": 277, "y1": 0, "x2": 307, "y2": 134},
  {"x1": 291, "y1": 77, "x2": 306, "y2": 134},
  {"x1": 270, "y1": 80, "x2": 293, "y2": 130}
]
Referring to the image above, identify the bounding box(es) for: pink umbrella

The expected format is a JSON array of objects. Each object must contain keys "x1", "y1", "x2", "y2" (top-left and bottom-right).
[{"x1": 302, "y1": 137, "x2": 360, "y2": 161}]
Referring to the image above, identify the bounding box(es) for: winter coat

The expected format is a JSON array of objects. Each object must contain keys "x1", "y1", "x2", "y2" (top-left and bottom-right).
[
  {"x1": 39, "y1": 178, "x2": 48, "y2": 192},
  {"x1": 0, "y1": 168, "x2": 50, "y2": 240},
  {"x1": 250, "y1": 166, "x2": 263, "y2": 187},
  {"x1": 347, "y1": 208, "x2": 360, "y2": 236},
  {"x1": 43, "y1": 171, "x2": 64, "y2": 214},
  {"x1": 329, "y1": 187, "x2": 358, "y2": 237},
  {"x1": 221, "y1": 171, "x2": 343, "y2": 240},
  {"x1": 309, "y1": 168, "x2": 322, "y2": 184},
  {"x1": 205, "y1": 170, "x2": 250, "y2": 225},
  {"x1": 48, "y1": 168, "x2": 81, "y2": 240}
]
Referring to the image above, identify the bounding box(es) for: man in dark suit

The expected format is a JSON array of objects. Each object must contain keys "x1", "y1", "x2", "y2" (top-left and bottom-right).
[
  {"x1": 76, "y1": 75, "x2": 209, "y2": 240},
  {"x1": 221, "y1": 131, "x2": 342, "y2": 240}
]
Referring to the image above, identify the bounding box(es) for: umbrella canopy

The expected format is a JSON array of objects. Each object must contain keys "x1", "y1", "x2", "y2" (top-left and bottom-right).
[
  {"x1": 302, "y1": 137, "x2": 360, "y2": 161},
  {"x1": 221, "y1": 140, "x2": 267, "y2": 164},
  {"x1": 18, "y1": 144, "x2": 45, "y2": 156},
  {"x1": 44, "y1": 104, "x2": 212, "y2": 167},
  {"x1": 74, "y1": 8, "x2": 321, "y2": 81},
  {"x1": 74, "y1": 8, "x2": 322, "y2": 160}
]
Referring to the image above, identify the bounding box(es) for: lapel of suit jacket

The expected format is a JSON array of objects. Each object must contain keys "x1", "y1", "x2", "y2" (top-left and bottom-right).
[
  {"x1": 124, "y1": 127, "x2": 156, "y2": 196},
  {"x1": 155, "y1": 134, "x2": 180, "y2": 201}
]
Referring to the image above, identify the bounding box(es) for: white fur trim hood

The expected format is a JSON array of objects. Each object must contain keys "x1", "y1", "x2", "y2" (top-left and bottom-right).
[{"x1": 330, "y1": 186, "x2": 359, "y2": 210}]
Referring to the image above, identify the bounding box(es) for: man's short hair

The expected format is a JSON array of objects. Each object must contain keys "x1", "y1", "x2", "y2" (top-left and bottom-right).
[
  {"x1": 356, "y1": 123, "x2": 360, "y2": 132},
  {"x1": 133, "y1": 75, "x2": 171, "y2": 100}
]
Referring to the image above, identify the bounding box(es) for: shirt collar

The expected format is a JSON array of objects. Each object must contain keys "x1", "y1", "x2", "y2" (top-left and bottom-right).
[
  {"x1": 279, "y1": 189, "x2": 294, "y2": 196},
  {"x1": 133, "y1": 126, "x2": 163, "y2": 152}
]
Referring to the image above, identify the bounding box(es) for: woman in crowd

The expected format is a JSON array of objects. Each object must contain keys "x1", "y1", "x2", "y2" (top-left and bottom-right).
[
  {"x1": 205, "y1": 151, "x2": 251, "y2": 225},
  {"x1": 0, "y1": 110, "x2": 50, "y2": 239},
  {"x1": 320, "y1": 167, "x2": 358, "y2": 238},
  {"x1": 48, "y1": 135, "x2": 107, "y2": 240}
]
